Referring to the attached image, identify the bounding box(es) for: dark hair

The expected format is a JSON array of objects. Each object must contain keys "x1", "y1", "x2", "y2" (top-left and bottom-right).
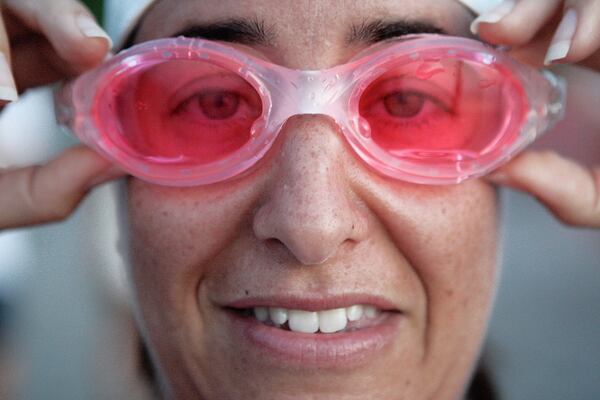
[
  {"x1": 466, "y1": 361, "x2": 500, "y2": 400},
  {"x1": 0, "y1": 298, "x2": 9, "y2": 344}
]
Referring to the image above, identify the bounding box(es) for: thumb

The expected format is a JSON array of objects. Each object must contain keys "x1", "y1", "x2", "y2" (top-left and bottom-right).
[
  {"x1": 4, "y1": 0, "x2": 112, "y2": 73},
  {"x1": 0, "y1": 146, "x2": 126, "y2": 230}
]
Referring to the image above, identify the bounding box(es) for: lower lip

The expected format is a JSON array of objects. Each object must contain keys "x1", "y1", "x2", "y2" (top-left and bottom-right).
[{"x1": 225, "y1": 310, "x2": 403, "y2": 369}]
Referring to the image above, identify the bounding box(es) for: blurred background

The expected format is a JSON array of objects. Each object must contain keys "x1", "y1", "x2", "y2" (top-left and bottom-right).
[{"x1": 0, "y1": 1, "x2": 599, "y2": 399}]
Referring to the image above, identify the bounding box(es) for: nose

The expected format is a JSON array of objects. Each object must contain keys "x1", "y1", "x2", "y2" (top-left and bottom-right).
[{"x1": 252, "y1": 115, "x2": 369, "y2": 265}]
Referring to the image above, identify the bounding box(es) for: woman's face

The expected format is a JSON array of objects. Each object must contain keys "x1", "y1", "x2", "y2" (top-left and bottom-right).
[{"x1": 128, "y1": 1, "x2": 499, "y2": 399}]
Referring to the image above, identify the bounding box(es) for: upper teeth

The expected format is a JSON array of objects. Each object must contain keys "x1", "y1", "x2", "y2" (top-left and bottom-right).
[{"x1": 253, "y1": 304, "x2": 380, "y2": 333}]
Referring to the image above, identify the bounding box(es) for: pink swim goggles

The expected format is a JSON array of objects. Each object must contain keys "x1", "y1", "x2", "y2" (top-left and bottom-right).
[{"x1": 55, "y1": 34, "x2": 565, "y2": 186}]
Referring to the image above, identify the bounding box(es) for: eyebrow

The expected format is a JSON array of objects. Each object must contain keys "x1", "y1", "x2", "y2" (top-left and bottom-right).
[
  {"x1": 347, "y1": 19, "x2": 446, "y2": 43},
  {"x1": 172, "y1": 19, "x2": 273, "y2": 45},
  {"x1": 170, "y1": 18, "x2": 445, "y2": 46}
]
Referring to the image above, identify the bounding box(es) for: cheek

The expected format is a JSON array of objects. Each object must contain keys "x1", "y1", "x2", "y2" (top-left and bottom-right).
[
  {"x1": 366, "y1": 178, "x2": 499, "y2": 298},
  {"x1": 395, "y1": 180, "x2": 498, "y2": 316},
  {"x1": 409, "y1": 183, "x2": 499, "y2": 338},
  {"x1": 416, "y1": 183, "x2": 499, "y2": 393},
  {"x1": 125, "y1": 177, "x2": 263, "y2": 322},
  {"x1": 359, "y1": 177, "x2": 499, "y2": 393},
  {"x1": 411, "y1": 182, "x2": 499, "y2": 312}
]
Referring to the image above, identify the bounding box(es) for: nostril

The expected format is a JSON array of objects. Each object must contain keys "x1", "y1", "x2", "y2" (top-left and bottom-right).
[
  {"x1": 265, "y1": 238, "x2": 285, "y2": 252},
  {"x1": 264, "y1": 237, "x2": 333, "y2": 265},
  {"x1": 262, "y1": 236, "x2": 333, "y2": 266}
]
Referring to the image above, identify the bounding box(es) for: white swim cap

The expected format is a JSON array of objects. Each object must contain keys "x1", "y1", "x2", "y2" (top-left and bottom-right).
[
  {"x1": 104, "y1": 0, "x2": 503, "y2": 48},
  {"x1": 457, "y1": 0, "x2": 505, "y2": 14},
  {"x1": 104, "y1": 0, "x2": 155, "y2": 48}
]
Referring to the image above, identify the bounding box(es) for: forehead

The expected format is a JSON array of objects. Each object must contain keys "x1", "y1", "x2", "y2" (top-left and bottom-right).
[{"x1": 136, "y1": 0, "x2": 473, "y2": 68}]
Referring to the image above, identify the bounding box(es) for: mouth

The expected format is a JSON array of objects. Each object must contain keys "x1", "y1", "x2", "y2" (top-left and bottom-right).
[
  {"x1": 221, "y1": 297, "x2": 403, "y2": 368},
  {"x1": 231, "y1": 304, "x2": 387, "y2": 334}
]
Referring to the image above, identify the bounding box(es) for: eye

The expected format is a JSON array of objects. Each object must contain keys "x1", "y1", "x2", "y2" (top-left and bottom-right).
[
  {"x1": 383, "y1": 92, "x2": 427, "y2": 118},
  {"x1": 191, "y1": 90, "x2": 240, "y2": 120}
]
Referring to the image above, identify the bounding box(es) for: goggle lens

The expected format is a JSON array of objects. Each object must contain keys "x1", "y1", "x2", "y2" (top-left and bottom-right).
[
  {"x1": 359, "y1": 57, "x2": 527, "y2": 163},
  {"x1": 96, "y1": 60, "x2": 262, "y2": 166}
]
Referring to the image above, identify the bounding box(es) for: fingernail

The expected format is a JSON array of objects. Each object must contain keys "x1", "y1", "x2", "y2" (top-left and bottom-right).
[
  {"x1": 544, "y1": 8, "x2": 578, "y2": 65},
  {"x1": 470, "y1": 0, "x2": 516, "y2": 35},
  {"x1": 0, "y1": 53, "x2": 18, "y2": 103},
  {"x1": 75, "y1": 13, "x2": 113, "y2": 49}
]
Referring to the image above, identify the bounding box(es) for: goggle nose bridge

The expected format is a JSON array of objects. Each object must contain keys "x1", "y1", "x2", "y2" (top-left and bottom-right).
[
  {"x1": 256, "y1": 67, "x2": 366, "y2": 145},
  {"x1": 271, "y1": 68, "x2": 354, "y2": 116}
]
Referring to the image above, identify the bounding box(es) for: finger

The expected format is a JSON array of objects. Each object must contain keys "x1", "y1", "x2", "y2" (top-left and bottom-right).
[
  {"x1": 0, "y1": 53, "x2": 18, "y2": 104},
  {"x1": 0, "y1": 146, "x2": 125, "y2": 230},
  {"x1": 472, "y1": 0, "x2": 562, "y2": 46},
  {"x1": 11, "y1": 36, "x2": 69, "y2": 90},
  {"x1": 3, "y1": 0, "x2": 112, "y2": 73},
  {"x1": 547, "y1": 0, "x2": 600, "y2": 65},
  {"x1": 0, "y1": 9, "x2": 18, "y2": 103},
  {"x1": 486, "y1": 151, "x2": 600, "y2": 228},
  {"x1": 4, "y1": 6, "x2": 74, "y2": 90}
]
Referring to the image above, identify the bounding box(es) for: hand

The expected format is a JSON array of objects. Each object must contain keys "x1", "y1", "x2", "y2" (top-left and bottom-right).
[
  {"x1": 0, "y1": 0, "x2": 125, "y2": 230},
  {"x1": 472, "y1": 0, "x2": 600, "y2": 228}
]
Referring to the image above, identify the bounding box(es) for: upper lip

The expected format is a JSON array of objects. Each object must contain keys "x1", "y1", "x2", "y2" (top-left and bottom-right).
[{"x1": 223, "y1": 294, "x2": 402, "y2": 313}]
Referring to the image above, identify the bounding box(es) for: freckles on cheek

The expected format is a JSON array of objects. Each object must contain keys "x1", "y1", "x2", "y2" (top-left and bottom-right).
[
  {"x1": 126, "y1": 181, "x2": 255, "y2": 283},
  {"x1": 408, "y1": 182, "x2": 499, "y2": 294},
  {"x1": 128, "y1": 196, "x2": 202, "y2": 273},
  {"x1": 384, "y1": 182, "x2": 499, "y2": 391},
  {"x1": 413, "y1": 183, "x2": 499, "y2": 352},
  {"x1": 375, "y1": 180, "x2": 499, "y2": 306}
]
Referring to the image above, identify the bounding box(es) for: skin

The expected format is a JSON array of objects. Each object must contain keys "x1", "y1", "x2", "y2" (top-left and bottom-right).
[
  {"x1": 125, "y1": 1, "x2": 498, "y2": 399},
  {"x1": 0, "y1": 0, "x2": 598, "y2": 399}
]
